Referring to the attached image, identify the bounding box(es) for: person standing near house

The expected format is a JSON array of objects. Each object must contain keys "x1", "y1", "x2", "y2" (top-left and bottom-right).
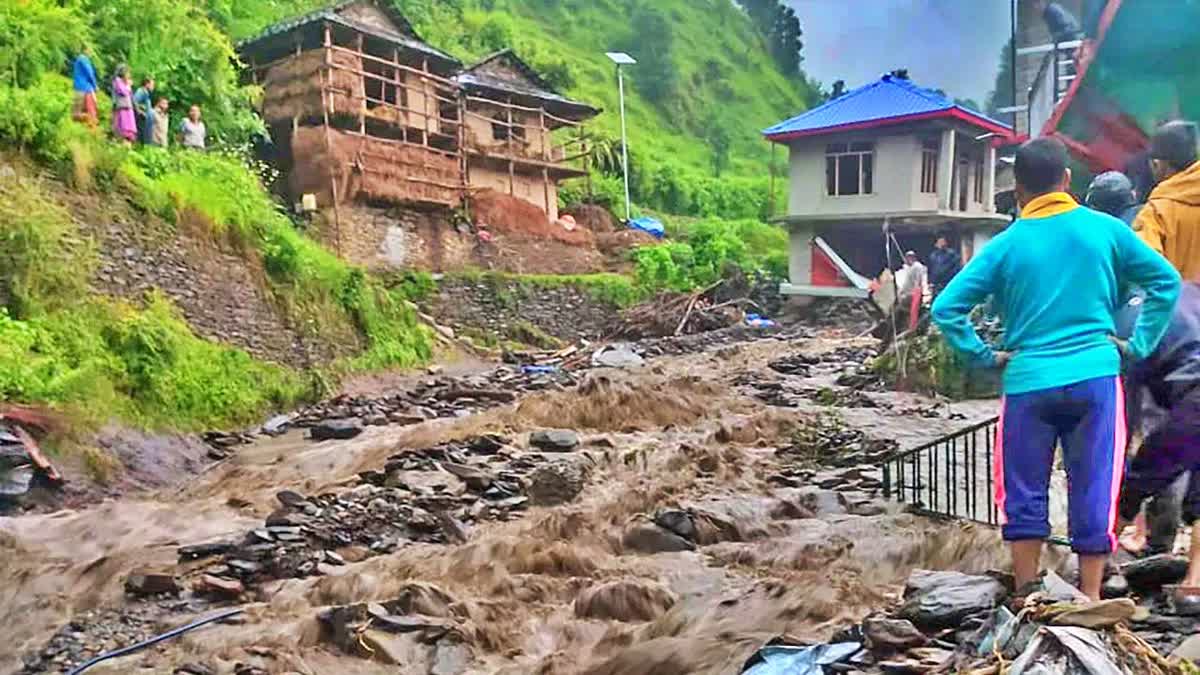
[
  {"x1": 1085, "y1": 171, "x2": 1142, "y2": 225},
  {"x1": 133, "y1": 77, "x2": 156, "y2": 145},
  {"x1": 928, "y1": 236, "x2": 962, "y2": 299},
  {"x1": 111, "y1": 65, "x2": 137, "y2": 143},
  {"x1": 932, "y1": 137, "x2": 1181, "y2": 602},
  {"x1": 1114, "y1": 281, "x2": 1200, "y2": 612},
  {"x1": 179, "y1": 105, "x2": 207, "y2": 150},
  {"x1": 1035, "y1": 0, "x2": 1084, "y2": 44},
  {"x1": 149, "y1": 99, "x2": 170, "y2": 147},
  {"x1": 1136, "y1": 121, "x2": 1200, "y2": 280},
  {"x1": 72, "y1": 47, "x2": 98, "y2": 128}
]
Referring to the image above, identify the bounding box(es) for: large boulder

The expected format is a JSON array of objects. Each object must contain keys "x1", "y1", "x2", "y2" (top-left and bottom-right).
[
  {"x1": 898, "y1": 570, "x2": 1006, "y2": 630},
  {"x1": 529, "y1": 429, "x2": 580, "y2": 452},
  {"x1": 310, "y1": 418, "x2": 364, "y2": 441},
  {"x1": 528, "y1": 457, "x2": 590, "y2": 506}
]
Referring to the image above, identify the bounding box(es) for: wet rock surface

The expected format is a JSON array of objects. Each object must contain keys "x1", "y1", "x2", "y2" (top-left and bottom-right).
[{"x1": 899, "y1": 570, "x2": 1007, "y2": 629}]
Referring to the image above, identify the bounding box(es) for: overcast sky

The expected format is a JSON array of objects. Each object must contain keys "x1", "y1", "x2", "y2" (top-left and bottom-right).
[{"x1": 789, "y1": 0, "x2": 1014, "y2": 104}]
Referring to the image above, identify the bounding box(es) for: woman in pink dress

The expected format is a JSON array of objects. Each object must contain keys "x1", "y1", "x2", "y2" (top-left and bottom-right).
[{"x1": 111, "y1": 65, "x2": 136, "y2": 143}]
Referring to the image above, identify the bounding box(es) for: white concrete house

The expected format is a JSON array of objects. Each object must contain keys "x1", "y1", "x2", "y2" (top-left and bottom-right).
[{"x1": 763, "y1": 74, "x2": 1014, "y2": 298}]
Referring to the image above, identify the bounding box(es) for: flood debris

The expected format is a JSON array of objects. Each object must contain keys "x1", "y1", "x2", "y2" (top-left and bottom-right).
[
  {"x1": 0, "y1": 414, "x2": 63, "y2": 508},
  {"x1": 319, "y1": 584, "x2": 471, "y2": 667},
  {"x1": 741, "y1": 640, "x2": 861, "y2": 675},
  {"x1": 124, "y1": 570, "x2": 180, "y2": 597},
  {"x1": 776, "y1": 413, "x2": 898, "y2": 467}
]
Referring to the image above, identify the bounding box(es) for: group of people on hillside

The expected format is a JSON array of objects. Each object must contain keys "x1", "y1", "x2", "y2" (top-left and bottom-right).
[
  {"x1": 71, "y1": 49, "x2": 206, "y2": 150},
  {"x1": 931, "y1": 120, "x2": 1200, "y2": 609}
]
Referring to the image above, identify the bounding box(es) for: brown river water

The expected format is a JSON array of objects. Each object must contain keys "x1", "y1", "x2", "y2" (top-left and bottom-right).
[{"x1": 0, "y1": 335, "x2": 1035, "y2": 674}]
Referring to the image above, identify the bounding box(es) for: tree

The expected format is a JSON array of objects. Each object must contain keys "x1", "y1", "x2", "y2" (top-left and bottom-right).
[
  {"x1": 702, "y1": 113, "x2": 732, "y2": 177},
  {"x1": 624, "y1": 5, "x2": 677, "y2": 104},
  {"x1": 768, "y1": 5, "x2": 804, "y2": 77},
  {"x1": 985, "y1": 38, "x2": 1015, "y2": 120}
]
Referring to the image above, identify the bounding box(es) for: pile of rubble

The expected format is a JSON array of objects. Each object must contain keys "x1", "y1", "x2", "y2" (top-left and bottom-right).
[
  {"x1": 180, "y1": 432, "x2": 592, "y2": 588},
  {"x1": 19, "y1": 604, "x2": 168, "y2": 673},
  {"x1": 779, "y1": 567, "x2": 1198, "y2": 674},
  {"x1": 201, "y1": 366, "x2": 578, "y2": 458}
]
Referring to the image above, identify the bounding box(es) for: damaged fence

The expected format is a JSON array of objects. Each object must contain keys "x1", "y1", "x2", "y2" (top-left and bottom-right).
[{"x1": 880, "y1": 416, "x2": 1001, "y2": 526}]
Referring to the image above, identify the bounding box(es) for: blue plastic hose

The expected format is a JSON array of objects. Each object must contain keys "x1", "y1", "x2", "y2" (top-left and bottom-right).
[{"x1": 65, "y1": 607, "x2": 244, "y2": 675}]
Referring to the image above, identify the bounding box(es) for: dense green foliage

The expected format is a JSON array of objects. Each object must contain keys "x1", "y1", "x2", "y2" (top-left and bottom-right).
[
  {"x1": 0, "y1": 171, "x2": 310, "y2": 429},
  {"x1": 0, "y1": 0, "x2": 803, "y2": 431}
]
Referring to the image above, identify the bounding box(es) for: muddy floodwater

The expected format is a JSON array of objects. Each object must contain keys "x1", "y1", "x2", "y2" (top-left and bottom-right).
[{"x1": 1, "y1": 333, "x2": 1032, "y2": 674}]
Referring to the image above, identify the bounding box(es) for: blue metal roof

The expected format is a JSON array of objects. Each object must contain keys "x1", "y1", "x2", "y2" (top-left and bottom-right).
[{"x1": 763, "y1": 75, "x2": 1012, "y2": 140}]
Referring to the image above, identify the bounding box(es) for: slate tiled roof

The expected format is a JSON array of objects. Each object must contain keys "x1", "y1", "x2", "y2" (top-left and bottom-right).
[
  {"x1": 238, "y1": 0, "x2": 457, "y2": 66},
  {"x1": 456, "y1": 50, "x2": 599, "y2": 117},
  {"x1": 764, "y1": 74, "x2": 1012, "y2": 141}
]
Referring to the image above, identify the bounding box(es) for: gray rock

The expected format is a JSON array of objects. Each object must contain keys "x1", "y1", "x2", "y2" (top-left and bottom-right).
[
  {"x1": 621, "y1": 522, "x2": 697, "y2": 554},
  {"x1": 899, "y1": 570, "x2": 1006, "y2": 630},
  {"x1": 1101, "y1": 574, "x2": 1129, "y2": 599},
  {"x1": 793, "y1": 487, "x2": 848, "y2": 516},
  {"x1": 529, "y1": 458, "x2": 589, "y2": 506},
  {"x1": 276, "y1": 490, "x2": 308, "y2": 507},
  {"x1": 0, "y1": 465, "x2": 34, "y2": 498},
  {"x1": 1123, "y1": 554, "x2": 1189, "y2": 592},
  {"x1": 863, "y1": 617, "x2": 928, "y2": 652},
  {"x1": 653, "y1": 509, "x2": 697, "y2": 542},
  {"x1": 530, "y1": 429, "x2": 580, "y2": 452},
  {"x1": 440, "y1": 462, "x2": 493, "y2": 492},
  {"x1": 310, "y1": 419, "x2": 364, "y2": 441}
]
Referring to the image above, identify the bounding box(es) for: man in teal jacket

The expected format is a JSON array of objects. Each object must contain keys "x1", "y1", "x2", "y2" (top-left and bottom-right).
[{"x1": 932, "y1": 137, "x2": 1181, "y2": 601}]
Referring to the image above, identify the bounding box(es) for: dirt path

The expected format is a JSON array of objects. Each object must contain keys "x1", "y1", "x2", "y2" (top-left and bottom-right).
[{"x1": 0, "y1": 332, "x2": 1014, "y2": 674}]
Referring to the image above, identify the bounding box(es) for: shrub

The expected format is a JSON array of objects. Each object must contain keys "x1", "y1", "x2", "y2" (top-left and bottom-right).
[{"x1": 0, "y1": 1, "x2": 91, "y2": 88}]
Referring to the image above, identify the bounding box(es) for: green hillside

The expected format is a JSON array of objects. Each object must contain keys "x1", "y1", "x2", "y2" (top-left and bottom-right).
[{"x1": 0, "y1": 0, "x2": 806, "y2": 432}]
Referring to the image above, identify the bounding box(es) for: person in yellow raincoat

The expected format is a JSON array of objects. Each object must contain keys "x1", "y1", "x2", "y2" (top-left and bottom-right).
[{"x1": 1136, "y1": 121, "x2": 1200, "y2": 280}]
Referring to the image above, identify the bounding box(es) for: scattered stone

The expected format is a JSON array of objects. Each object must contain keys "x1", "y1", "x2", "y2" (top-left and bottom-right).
[
  {"x1": 310, "y1": 419, "x2": 364, "y2": 441},
  {"x1": 1122, "y1": 555, "x2": 1189, "y2": 592},
  {"x1": 1101, "y1": 574, "x2": 1130, "y2": 599},
  {"x1": 653, "y1": 509, "x2": 697, "y2": 542},
  {"x1": 468, "y1": 434, "x2": 506, "y2": 455},
  {"x1": 440, "y1": 462, "x2": 493, "y2": 492},
  {"x1": 276, "y1": 490, "x2": 309, "y2": 507},
  {"x1": 124, "y1": 570, "x2": 180, "y2": 596},
  {"x1": 195, "y1": 574, "x2": 244, "y2": 598},
  {"x1": 528, "y1": 457, "x2": 590, "y2": 506},
  {"x1": 621, "y1": 520, "x2": 696, "y2": 554},
  {"x1": 529, "y1": 429, "x2": 580, "y2": 452},
  {"x1": 324, "y1": 550, "x2": 346, "y2": 565},
  {"x1": 899, "y1": 570, "x2": 1006, "y2": 629},
  {"x1": 178, "y1": 542, "x2": 233, "y2": 561},
  {"x1": 175, "y1": 664, "x2": 215, "y2": 675},
  {"x1": 863, "y1": 617, "x2": 928, "y2": 652}
]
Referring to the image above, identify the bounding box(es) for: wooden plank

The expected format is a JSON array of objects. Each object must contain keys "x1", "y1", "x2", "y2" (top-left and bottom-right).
[{"x1": 328, "y1": 43, "x2": 457, "y2": 87}]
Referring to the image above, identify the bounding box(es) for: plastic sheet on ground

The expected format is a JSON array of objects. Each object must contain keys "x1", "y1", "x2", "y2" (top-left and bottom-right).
[
  {"x1": 628, "y1": 217, "x2": 665, "y2": 239},
  {"x1": 741, "y1": 641, "x2": 861, "y2": 675},
  {"x1": 591, "y1": 343, "x2": 645, "y2": 368},
  {"x1": 1008, "y1": 626, "x2": 1124, "y2": 675},
  {"x1": 745, "y1": 313, "x2": 778, "y2": 329}
]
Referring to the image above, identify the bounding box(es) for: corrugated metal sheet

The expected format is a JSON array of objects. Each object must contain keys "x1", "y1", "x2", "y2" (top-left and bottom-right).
[{"x1": 763, "y1": 75, "x2": 1011, "y2": 138}]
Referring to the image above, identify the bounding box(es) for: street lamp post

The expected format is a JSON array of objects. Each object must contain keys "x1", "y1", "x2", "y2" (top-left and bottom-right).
[{"x1": 606, "y1": 52, "x2": 636, "y2": 223}]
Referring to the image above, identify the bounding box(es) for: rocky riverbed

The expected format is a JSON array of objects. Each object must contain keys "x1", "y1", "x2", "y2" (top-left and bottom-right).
[{"x1": 2, "y1": 322, "x2": 1184, "y2": 674}]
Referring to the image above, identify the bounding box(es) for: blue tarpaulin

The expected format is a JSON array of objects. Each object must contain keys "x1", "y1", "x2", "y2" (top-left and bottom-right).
[
  {"x1": 742, "y1": 642, "x2": 861, "y2": 675},
  {"x1": 628, "y1": 217, "x2": 665, "y2": 239}
]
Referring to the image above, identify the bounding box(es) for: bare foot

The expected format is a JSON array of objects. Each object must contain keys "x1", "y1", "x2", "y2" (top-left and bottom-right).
[{"x1": 1119, "y1": 512, "x2": 1148, "y2": 554}]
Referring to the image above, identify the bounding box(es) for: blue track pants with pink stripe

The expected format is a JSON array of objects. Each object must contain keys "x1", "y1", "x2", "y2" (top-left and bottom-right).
[{"x1": 995, "y1": 375, "x2": 1126, "y2": 554}]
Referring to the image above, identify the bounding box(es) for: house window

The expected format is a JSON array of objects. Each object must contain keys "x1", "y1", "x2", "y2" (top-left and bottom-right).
[
  {"x1": 973, "y1": 154, "x2": 986, "y2": 203},
  {"x1": 825, "y1": 141, "x2": 874, "y2": 196},
  {"x1": 920, "y1": 138, "x2": 939, "y2": 193}
]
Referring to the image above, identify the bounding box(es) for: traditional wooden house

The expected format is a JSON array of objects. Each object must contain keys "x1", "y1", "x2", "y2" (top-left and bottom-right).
[
  {"x1": 238, "y1": 0, "x2": 466, "y2": 209},
  {"x1": 455, "y1": 50, "x2": 599, "y2": 222}
]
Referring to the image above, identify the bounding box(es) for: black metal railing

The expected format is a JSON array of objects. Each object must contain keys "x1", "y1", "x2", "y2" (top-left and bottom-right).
[{"x1": 881, "y1": 417, "x2": 1001, "y2": 526}]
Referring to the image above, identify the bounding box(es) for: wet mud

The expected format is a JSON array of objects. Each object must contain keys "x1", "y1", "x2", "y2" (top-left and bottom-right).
[{"x1": 1, "y1": 333, "x2": 1013, "y2": 674}]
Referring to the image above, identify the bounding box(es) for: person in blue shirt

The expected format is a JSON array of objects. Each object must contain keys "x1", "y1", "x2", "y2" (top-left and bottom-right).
[
  {"x1": 932, "y1": 137, "x2": 1181, "y2": 601},
  {"x1": 71, "y1": 47, "x2": 98, "y2": 128},
  {"x1": 133, "y1": 77, "x2": 156, "y2": 145}
]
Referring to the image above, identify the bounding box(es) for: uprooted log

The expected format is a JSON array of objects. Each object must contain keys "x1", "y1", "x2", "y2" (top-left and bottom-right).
[{"x1": 608, "y1": 282, "x2": 760, "y2": 340}]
